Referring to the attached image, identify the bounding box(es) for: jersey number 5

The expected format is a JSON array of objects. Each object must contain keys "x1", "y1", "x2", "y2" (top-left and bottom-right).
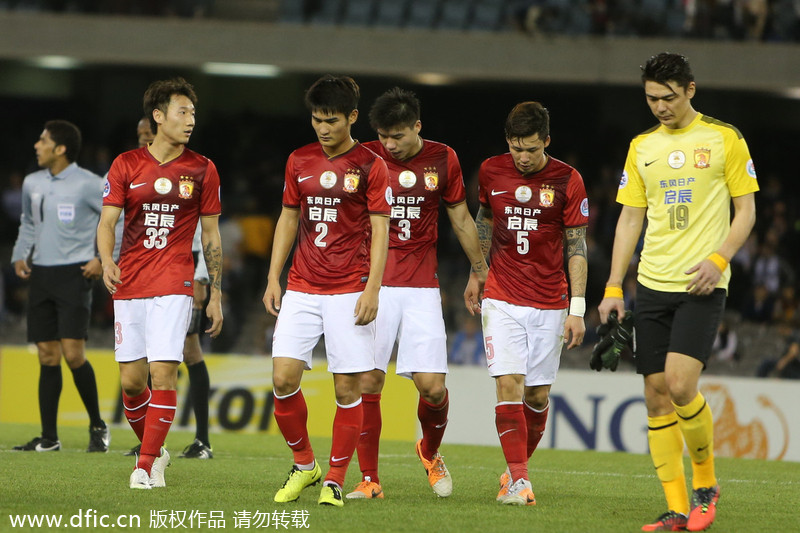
[{"x1": 143, "y1": 227, "x2": 169, "y2": 249}]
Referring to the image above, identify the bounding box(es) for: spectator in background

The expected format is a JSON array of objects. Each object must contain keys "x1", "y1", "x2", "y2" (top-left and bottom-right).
[
  {"x1": 772, "y1": 284, "x2": 799, "y2": 325},
  {"x1": 448, "y1": 314, "x2": 485, "y2": 365},
  {"x1": 756, "y1": 322, "x2": 800, "y2": 379},
  {"x1": 742, "y1": 284, "x2": 776, "y2": 323}
]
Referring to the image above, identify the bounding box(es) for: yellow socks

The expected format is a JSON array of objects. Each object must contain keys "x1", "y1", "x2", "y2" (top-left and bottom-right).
[
  {"x1": 673, "y1": 392, "x2": 717, "y2": 489},
  {"x1": 648, "y1": 412, "x2": 689, "y2": 515}
]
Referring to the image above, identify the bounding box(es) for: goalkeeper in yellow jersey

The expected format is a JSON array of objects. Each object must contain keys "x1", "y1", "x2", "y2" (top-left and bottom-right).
[{"x1": 598, "y1": 52, "x2": 758, "y2": 532}]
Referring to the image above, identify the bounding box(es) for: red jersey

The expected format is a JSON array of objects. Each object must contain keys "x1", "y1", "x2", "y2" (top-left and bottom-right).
[
  {"x1": 363, "y1": 139, "x2": 466, "y2": 288},
  {"x1": 478, "y1": 154, "x2": 588, "y2": 308},
  {"x1": 283, "y1": 142, "x2": 390, "y2": 294},
  {"x1": 104, "y1": 146, "x2": 222, "y2": 299}
]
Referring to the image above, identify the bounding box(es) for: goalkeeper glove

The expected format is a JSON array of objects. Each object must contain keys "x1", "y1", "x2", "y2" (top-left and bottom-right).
[{"x1": 590, "y1": 310, "x2": 633, "y2": 372}]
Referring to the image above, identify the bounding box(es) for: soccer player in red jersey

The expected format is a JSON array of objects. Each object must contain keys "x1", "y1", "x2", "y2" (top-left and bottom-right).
[
  {"x1": 97, "y1": 77, "x2": 223, "y2": 489},
  {"x1": 344, "y1": 87, "x2": 488, "y2": 500},
  {"x1": 466, "y1": 102, "x2": 589, "y2": 505},
  {"x1": 263, "y1": 75, "x2": 390, "y2": 507}
]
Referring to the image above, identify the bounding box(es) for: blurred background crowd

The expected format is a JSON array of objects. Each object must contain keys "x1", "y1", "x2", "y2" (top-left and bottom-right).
[
  {"x1": 1, "y1": 0, "x2": 799, "y2": 381},
  {"x1": 1, "y1": 0, "x2": 799, "y2": 42}
]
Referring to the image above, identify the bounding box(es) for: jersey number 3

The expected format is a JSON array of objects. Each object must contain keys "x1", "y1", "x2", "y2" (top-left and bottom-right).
[{"x1": 143, "y1": 227, "x2": 170, "y2": 249}]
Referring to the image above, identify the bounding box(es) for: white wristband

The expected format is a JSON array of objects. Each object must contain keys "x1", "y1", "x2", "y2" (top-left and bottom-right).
[{"x1": 569, "y1": 297, "x2": 586, "y2": 318}]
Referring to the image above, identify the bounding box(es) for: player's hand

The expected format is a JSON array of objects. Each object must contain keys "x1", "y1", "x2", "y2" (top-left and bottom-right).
[
  {"x1": 464, "y1": 271, "x2": 483, "y2": 316},
  {"x1": 102, "y1": 261, "x2": 122, "y2": 294},
  {"x1": 81, "y1": 257, "x2": 103, "y2": 279},
  {"x1": 13, "y1": 259, "x2": 31, "y2": 280},
  {"x1": 685, "y1": 258, "x2": 722, "y2": 295},
  {"x1": 563, "y1": 314, "x2": 586, "y2": 349},
  {"x1": 354, "y1": 287, "x2": 379, "y2": 325},
  {"x1": 598, "y1": 295, "x2": 625, "y2": 325},
  {"x1": 590, "y1": 310, "x2": 634, "y2": 371},
  {"x1": 262, "y1": 281, "x2": 283, "y2": 317},
  {"x1": 193, "y1": 280, "x2": 208, "y2": 309},
  {"x1": 205, "y1": 293, "x2": 223, "y2": 338}
]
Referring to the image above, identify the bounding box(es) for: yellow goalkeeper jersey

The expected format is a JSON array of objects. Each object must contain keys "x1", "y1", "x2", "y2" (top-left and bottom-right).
[{"x1": 617, "y1": 113, "x2": 759, "y2": 293}]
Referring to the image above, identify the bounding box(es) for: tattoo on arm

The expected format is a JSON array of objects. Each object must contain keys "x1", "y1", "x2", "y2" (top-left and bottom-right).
[
  {"x1": 203, "y1": 242, "x2": 223, "y2": 291},
  {"x1": 475, "y1": 206, "x2": 493, "y2": 266},
  {"x1": 566, "y1": 226, "x2": 587, "y2": 297},
  {"x1": 566, "y1": 226, "x2": 587, "y2": 260}
]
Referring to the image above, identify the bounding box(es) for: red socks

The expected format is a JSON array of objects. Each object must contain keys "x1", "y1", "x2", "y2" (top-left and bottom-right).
[
  {"x1": 122, "y1": 388, "x2": 151, "y2": 442},
  {"x1": 523, "y1": 400, "x2": 549, "y2": 459},
  {"x1": 418, "y1": 389, "x2": 449, "y2": 460},
  {"x1": 138, "y1": 389, "x2": 176, "y2": 473},
  {"x1": 326, "y1": 399, "x2": 363, "y2": 487},
  {"x1": 356, "y1": 393, "x2": 382, "y2": 482},
  {"x1": 273, "y1": 388, "x2": 315, "y2": 466},
  {"x1": 496, "y1": 402, "x2": 528, "y2": 481}
]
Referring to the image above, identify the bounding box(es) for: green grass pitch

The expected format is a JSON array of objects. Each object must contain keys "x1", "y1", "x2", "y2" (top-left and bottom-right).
[{"x1": 1, "y1": 422, "x2": 798, "y2": 532}]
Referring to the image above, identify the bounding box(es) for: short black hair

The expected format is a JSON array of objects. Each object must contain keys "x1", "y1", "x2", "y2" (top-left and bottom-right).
[
  {"x1": 641, "y1": 52, "x2": 694, "y2": 89},
  {"x1": 504, "y1": 101, "x2": 550, "y2": 142},
  {"x1": 369, "y1": 87, "x2": 421, "y2": 132},
  {"x1": 304, "y1": 74, "x2": 360, "y2": 116},
  {"x1": 143, "y1": 77, "x2": 198, "y2": 134},
  {"x1": 44, "y1": 120, "x2": 82, "y2": 162}
]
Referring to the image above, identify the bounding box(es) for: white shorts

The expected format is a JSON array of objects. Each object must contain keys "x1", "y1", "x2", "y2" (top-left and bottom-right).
[
  {"x1": 272, "y1": 290, "x2": 376, "y2": 374},
  {"x1": 480, "y1": 297, "x2": 567, "y2": 386},
  {"x1": 375, "y1": 287, "x2": 448, "y2": 379},
  {"x1": 114, "y1": 295, "x2": 193, "y2": 363}
]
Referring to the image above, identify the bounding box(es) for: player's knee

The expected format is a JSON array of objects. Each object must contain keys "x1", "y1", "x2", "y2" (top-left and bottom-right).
[
  {"x1": 419, "y1": 383, "x2": 446, "y2": 405},
  {"x1": 360, "y1": 370, "x2": 385, "y2": 394},
  {"x1": 272, "y1": 373, "x2": 301, "y2": 397}
]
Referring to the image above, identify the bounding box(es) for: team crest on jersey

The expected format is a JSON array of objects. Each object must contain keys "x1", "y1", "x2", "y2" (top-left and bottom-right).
[
  {"x1": 539, "y1": 185, "x2": 555, "y2": 207},
  {"x1": 178, "y1": 176, "x2": 195, "y2": 199},
  {"x1": 320, "y1": 171, "x2": 337, "y2": 189},
  {"x1": 343, "y1": 169, "x2": 361, "y2": 193},
  {"x1": 423, "y1": 167, "x2": 439, "y2": 191},
  {"x1": 515, "y1": 186, "x2": 533, "y2": 203},
  {"x1": 398, "y1": 170, "x2": 416, "y2": 188},
  {"x1": 668, "y1": 150, "x2": 686, "y2": 169},
  {"x1": 694, "y1": 147, "x2": 711, "y2": 169},
  {"x1": 154, "y1": 177, "x2": 172, "y2": 195}
]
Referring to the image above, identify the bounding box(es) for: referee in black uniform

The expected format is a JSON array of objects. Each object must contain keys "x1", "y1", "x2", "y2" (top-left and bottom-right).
[{"x1": 11, "y1": 120, "x2": 109, "y2": 452}]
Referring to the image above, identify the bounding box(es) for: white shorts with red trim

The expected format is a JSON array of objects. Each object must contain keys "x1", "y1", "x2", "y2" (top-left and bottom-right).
[
  {"x1": 113, "y1": 294, "x2": 193, "y2": 363},
  {"x1": 480, "y1": 297, "x2": 566, "y2": 386}
]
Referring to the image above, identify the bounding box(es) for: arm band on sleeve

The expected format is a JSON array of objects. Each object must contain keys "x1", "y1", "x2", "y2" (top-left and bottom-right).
[
  {"x1": 604, "y1": 286, "x2": 624, "y2": 299},
  {"x1": 707, "y1": 252, "x2": 728, "y2": 272},
  {"x1": 569, "y1": 297, "x2": 586, "y2": 318}
]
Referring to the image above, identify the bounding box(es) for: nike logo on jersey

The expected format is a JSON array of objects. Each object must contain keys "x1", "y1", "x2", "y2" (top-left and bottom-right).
[
  {"x1": 491, "y1": 190, "x2": 507, "y2": 196},
  {"x1": 130, "y1": 182, "x2": 147, "y2": 189},
  {"x1": 298, "y1": 175, "x2": 314, "y2": 183},
  {"x1": 696, "y1": 444, "x2": 709, "y2": 452},
  {"x1": 655, "y1": 463, "x2": 667, "y2": 470},
  {"x1": 644, "y1": 159, "x2": 658, "y2": 167},
  {"x1": 498, "y1": 428, "x2": 517, "y2": 438},
  {"x1": 330, "y1": 455, "x2": 350, "y2": 462},
  {"x1": 287, "y1": 438, "x2": 303, "y2": 446},
  {"x1": 158, "y1": 417, "x2": 173, "y2": 424},
  {"x1": 435, "y1": 422, "x2": 448, "y2": 429}
]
